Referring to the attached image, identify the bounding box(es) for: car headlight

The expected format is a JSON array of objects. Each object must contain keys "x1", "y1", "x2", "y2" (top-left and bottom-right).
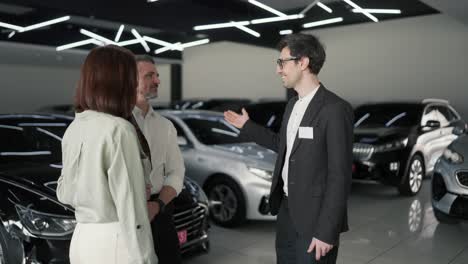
[
  {"x1": 248, "y1": 166, "x2": 273, "y2": 181},
  {"x1": 374, "y1": 138, "x2": 408, "y2": 152},
  {"x1": 443, "y1": 148, "x2": 464, "y2": 164},
  {"x1": 16, "y1": 205, "x2": 76, "y2": 238}
]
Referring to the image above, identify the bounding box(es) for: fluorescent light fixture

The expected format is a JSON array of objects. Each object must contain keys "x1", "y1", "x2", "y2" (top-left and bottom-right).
[
  {"x1": 114, "y1": 24, "x2": 125, "y2": 42},
  {"x1": 117, "y1": 39, "x2": 141, "y2": 46},
  {"x1": 20, "y1": 16, "x2": 70, "y2": 32},
  {"x1": 302, "y1": 17, "x2": 343, "y2": 28},
  {"x1": 342, "y1": 0, "x2": 378, "y2": 22},
  {"x1": 147, "y1": 0, "x2": 159, "y2": 2},
  {"x1": 80, "y1": 29, "x2": 116, "y2": 45},
  {"x1": 181, "y1": 38, "x2": 210, "y2": 48},
  {"x1": 352, "y1": 8, "x2": 401, "y2": 14},
  {"x1": 300, "y1": 0, "x2": 319, "y2": 15},
  {"x1": 155, "y1": 39, "x2": 210, "y2": 54},
  {"x1": 317, "y1": 2, "x2": 333, "y2": 13},
  {"x1": 248, "y1": 0, "x2": 287, "y2": 17},
  {"x1": 131, "y1": 28, "x2": 150, "y2": 52},
  {"x1": 143, "y1": 36, "x2": 183, "y2": 51},
  {"x1": 279, "y1": 29, "x2": 292, "y2": 35},
  {"x1": 251, "y1": 14, "x2": 304, "y2": 24},
  {"x1": 56, "y1": 38, "x2": 103, "y2": 51},
  {"x1": 155, "y1": 42, "x2": 181, "y2": 54},
  {"x1": 0, "y1": 21, "x2": 23, "y2": 31},
  {"x1": 194, "y1": 21, "x2": 250, "y2": 30},
  {"x1": 7, "y1": 31, "x2": 15, "y2": 38},
  {"x1": 234, "y1": 23, "x2": 260, "y2": 38}
]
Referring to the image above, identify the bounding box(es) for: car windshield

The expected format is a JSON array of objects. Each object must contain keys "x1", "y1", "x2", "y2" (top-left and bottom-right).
[
  {"x1": 182, "y1": 116, "x2": 250, "y2": 145},
  {"x1": 354, "y1": 104, "x2": 422, "y2": 128}
]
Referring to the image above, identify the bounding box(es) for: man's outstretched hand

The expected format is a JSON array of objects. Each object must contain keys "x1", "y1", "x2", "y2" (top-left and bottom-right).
[{"x1": 224, "y1": 108, "x2": 250, "y2": 129}]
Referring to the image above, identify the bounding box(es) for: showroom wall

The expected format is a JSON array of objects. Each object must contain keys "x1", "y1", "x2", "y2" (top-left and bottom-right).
[
  {"x1": 183, "y1": 14, "x2": 468, "y2": 119},
  {"x1": 0, "y1": 43, "x2": 172, "y2": 113},
  {"x1": 183, "y1": 41, "x2": 283, "y2": 100}
]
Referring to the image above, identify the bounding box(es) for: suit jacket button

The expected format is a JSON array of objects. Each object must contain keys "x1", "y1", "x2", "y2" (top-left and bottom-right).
[
  {"x1": 290, "y1": 159, "x2": 295, "y2": 162},
  {"x1": 137, "y1": 225, "x2": 141, "y2": 229}
]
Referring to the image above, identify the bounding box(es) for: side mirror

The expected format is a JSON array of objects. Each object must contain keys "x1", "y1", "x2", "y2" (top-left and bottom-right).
[
  {"x1": 425, "y1": 120, "x2": 441, "y2": 129},
  {"x1": 453, "y1": 125, "x2": 466, "y2": 136},
  {"x1": 177, "y1": 136, "x2": 188, "y2": 146}
]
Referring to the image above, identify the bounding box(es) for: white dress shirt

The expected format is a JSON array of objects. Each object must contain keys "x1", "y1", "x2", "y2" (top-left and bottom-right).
[
  {"x1": 133, "y1": 106, "x2": 185, "y2": 195},
  {"x1": 281, "y1": 86, "x2": 320, "y2": 196},
  {"x1": 57, "y1": 110, "x2": 157, "y2": 264}
]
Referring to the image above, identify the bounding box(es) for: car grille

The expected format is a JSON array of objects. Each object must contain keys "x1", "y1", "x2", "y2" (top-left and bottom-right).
[
  {"x1": 173, "y1": 203, "x2": 207, "y2": 248},
  {"x1": 353, "y1": 143, "x2": 374, "y2": 160},
  {"x1": 456, "y1": 171, "x2": 468, "y2": 188}
]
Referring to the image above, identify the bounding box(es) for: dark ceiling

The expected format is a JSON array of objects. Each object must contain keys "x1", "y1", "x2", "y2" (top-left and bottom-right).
[{"x1": 0, "y1": 0, "x2": 438, "y2": 59}]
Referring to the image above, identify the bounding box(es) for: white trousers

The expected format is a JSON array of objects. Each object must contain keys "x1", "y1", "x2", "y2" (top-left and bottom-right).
[{"x1": 70, "y1": 222, "x2": 130, "y2": 264}]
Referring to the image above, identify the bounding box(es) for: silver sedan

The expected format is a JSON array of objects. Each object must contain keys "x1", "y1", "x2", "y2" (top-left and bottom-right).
[{"x1": 160, "y1": 110, "x2": 276, "y2": 227}]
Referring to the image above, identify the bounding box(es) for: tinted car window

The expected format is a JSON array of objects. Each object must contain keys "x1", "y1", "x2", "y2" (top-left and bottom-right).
[
  {"x1": 436, "y1": 106, "x2": 457, "y2": 124},
  {"x1": 354, "y1": 104, "x2": 423, "y2": 128},
  {"x1": 183, "y1": 117, "x2": 249, "y2": 145},
  {"x1": 0, "y1": 126, "x2": 30, "y2": 152}
]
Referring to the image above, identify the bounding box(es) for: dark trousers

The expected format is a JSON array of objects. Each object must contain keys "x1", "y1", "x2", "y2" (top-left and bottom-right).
[
  {"x1": 150, "y1": 200, "x2": 182, "y2": 264},
  {"x1": 275, "y1": 196, "x2": 339, "y2": 264}
]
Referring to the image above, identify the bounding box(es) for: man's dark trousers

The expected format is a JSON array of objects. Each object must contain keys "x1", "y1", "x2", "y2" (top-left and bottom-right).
[
  {"x1": 276, "y1": 196, "x2": 339, "y2": 264},
  {"x1": 150, "y1": 201, "x2": 182, "y2": 264}
]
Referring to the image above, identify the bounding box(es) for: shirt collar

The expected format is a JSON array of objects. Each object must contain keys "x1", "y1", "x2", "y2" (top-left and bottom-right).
[
  {"x1": 297, "y1": 85, "x2": 320, "y2": 104},
  {"x1": 133, "y1": 105, "x2": 155, "y2": 118}
]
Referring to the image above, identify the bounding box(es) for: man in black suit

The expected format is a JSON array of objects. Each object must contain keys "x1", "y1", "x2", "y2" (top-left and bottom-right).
[{"x1": 224, "y1": 34, "x2": 353, "y2": 264}]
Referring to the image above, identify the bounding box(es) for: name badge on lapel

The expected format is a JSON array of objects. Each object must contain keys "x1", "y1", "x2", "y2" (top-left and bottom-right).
[{"x1": 298, "y1": 126, "x2": 314, "y2": 139}]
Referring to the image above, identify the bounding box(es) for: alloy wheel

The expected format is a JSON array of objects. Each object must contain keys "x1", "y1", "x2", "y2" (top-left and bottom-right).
[
  {"x1": 409, "y1": 159, "x2": 423, "y2": 193},
  {"x1": 209, "y1": 184, "x2": 238, "y2": 223}
]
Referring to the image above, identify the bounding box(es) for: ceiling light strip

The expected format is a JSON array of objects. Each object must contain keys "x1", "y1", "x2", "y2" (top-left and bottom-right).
[
  {"x1": 317, "y1": 2, "x2": 333, "y2": 13},
  {"x1": 248, "y1": 0, "x2": 288, "y2": 17},
  {"x1": 234, "y1": 23, "x2": 261, "y2": 38},
  {"x1": 131, "y1": 28, "x2": 150, "y2": 52},
  {"x1": 251, "y1": 14, "x2": 304, "y2": 24},
  {"x1": 300, "y1": 0, "x2": 320, "y2": 15},
  {"x1": 279, "y1": 29, "x2": 292, "y2": 35},
  {"x1": 118, "y1": 39, "x2": 141, "y2": 46},
  {"x1": 143, "y1": 36, "x2": 183, "y2": 51},
  {"x1": 0, "y1": 21, "x2": 24, "y2": 31},
  {"x1": 342, "y1": 0, "x2": 378, "y2": 22},
  {"x1": 80, "y1": 29, "x2": 116, "y2": 45},
  {"x1": 194, "y1": 21, "x2": 250, "y2": 30},
  {"x1": 20, "y1": 16, "x2": 70, "y2": 32},
  {"x1": 181, "y1": 39, "x2": 210, "y2": 48},
  {"x1": 302, "y1": 17, "x2": 343, "y2": 28},
  {"x1": 114, "y1": 24, "x2": 125, "y2": 42},
  {"x1": 56, "y1": 38, "x2": 103, "y2": 51},
  {"x1": 352, "y1": 8, "x2": 401, "y2": 14}
]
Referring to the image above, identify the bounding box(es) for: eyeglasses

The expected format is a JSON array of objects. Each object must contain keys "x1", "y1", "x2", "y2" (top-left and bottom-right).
[{"x1": 276, "y1": 57, "x2": 299, "y2": 69}]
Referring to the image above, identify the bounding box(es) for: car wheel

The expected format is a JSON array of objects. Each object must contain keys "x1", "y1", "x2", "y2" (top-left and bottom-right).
[
  {"x1": 433, "y1": 207, "x2": 460, "y2": 225},
  {"x1": 399, "y1": 154, "x2": 424, "y2": 196},
  {"x1": 205, "y1": 176, "x2": 246, "y2": 227}
]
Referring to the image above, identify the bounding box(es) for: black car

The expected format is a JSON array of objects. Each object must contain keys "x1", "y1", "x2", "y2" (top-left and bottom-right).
[
  {"x1": 0, "y1": 114, "x2": 210, "y2": 264},
  {"x1": 353, "y1": 99, "x2": 466, "y2": 196},
  {"x1": 171, "y1": 98, "x2": 251, "y2": 112},
  {"x1": 245, "y1": 101, "x2": 287, "y2": 133}
]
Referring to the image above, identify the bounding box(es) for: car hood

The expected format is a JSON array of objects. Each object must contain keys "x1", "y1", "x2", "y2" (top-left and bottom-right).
[
  {"x1": 354, "y1": 127, "x2": 411, "y2": 144},
  {"x1": 211, "y1": 142, "x2": 277, "y2": 167},
  {"x1": 0, "y1": 162, "x2": 62, "y2": 195}
]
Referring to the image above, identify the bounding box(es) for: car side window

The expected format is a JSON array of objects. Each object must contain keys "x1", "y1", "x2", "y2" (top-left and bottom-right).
[
  {"x1": 421, "y1": 105, "x2": 440, "y2": 127},
  {"x1": 0, "y1": 127, "x2": 30, "y2": 153},
  {"x1": 435, "y1": 106, "x2": 453, "y2": 127}
]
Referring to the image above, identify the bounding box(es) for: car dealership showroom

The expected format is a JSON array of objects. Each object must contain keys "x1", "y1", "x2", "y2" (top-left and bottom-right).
[{"x1": 1, "y1": 0, "x2": 468, "y2": 263}]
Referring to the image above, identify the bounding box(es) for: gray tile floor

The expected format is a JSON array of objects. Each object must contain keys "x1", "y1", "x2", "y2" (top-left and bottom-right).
[{"x1": 184, "y1": 180, "x2": 468, "y2": 264}]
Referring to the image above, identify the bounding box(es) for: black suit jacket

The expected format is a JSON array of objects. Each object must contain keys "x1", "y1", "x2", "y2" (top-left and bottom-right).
[{"x1": 241, "y1": 85, "x2": 354, "y2": 245}]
